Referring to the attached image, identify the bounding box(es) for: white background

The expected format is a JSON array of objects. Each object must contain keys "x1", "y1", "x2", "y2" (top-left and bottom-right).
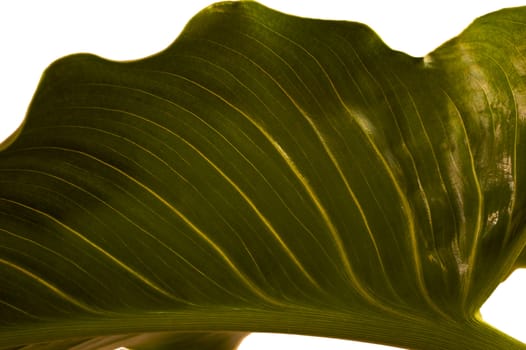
[{"x1": 0, "y1": 1, "x2": 525, "y2": 349}]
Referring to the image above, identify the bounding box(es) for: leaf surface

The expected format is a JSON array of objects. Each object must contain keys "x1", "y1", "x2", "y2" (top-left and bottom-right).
[{"x1": 1, "y1": 2, "x2": 526, "y2": 349}]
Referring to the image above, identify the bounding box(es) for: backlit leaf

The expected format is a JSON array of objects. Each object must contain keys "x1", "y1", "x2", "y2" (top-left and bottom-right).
[{"x1": 1, "y1": 2, "x2": 526, "y2": 349}]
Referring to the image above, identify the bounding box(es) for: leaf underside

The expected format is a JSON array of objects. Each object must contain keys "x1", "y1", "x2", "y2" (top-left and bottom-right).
[
  {"x1": 1, "y1": 2, "x2": 526, "y2": 349},
  {"x1": 1, "y1": 332, "x2": 246, "y2": 350}
]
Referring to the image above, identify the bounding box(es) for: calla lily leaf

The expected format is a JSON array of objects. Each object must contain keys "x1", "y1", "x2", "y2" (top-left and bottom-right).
[{"x1": 1, "y1": 2, "x2": 526, "y2": 349}]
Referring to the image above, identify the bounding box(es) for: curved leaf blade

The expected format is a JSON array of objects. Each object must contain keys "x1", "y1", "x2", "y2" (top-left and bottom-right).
[{"x1": 1, "y1": 2, "x2": 526, "y2": 349}]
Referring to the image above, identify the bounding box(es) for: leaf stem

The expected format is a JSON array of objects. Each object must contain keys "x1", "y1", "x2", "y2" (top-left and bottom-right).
[{"x1": 0, "y1": 307, "x2": 523, "y2": 350}]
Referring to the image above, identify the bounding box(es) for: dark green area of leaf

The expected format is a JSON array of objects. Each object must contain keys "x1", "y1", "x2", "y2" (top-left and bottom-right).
[{"x1": 1, "y1": 2, "x2": 526, "y2": 349}]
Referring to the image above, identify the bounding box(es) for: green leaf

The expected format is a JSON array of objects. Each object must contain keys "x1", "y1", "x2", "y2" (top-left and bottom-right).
[{"x1": 1, "y1": 2, "x2": 526, "y2": 349}]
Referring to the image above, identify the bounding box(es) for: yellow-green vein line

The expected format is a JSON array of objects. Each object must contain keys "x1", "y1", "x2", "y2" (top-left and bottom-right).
[
  {"x1": 0, "y1": 198, "x2": 187, "y2": 304},
  {"x1": 199, "y1": 28, "x2": 412, "y2": 314},
  {"x1": 211, "y1": 36, "x2": 386, "y2": 300},
  {"x1": 389, "y1": 73, "x2": 461, "y2": 273},
  {"x1": 0, "y1": 225, "x2": 105, "y2": 291},
  {"x1": 4, "y1": 166, "x2": 249, "y2": 303},
  {"x1": 0, "y1": 300, "x2": 41, "y2": 320},
  {"x1": 170, "y1": 46, "x2": 342, "y2": 263},
  {"x1": 123, "y1": 72, "x2": 322, "y2": 289},
  {"x1": 274, "y1": 28, "x2": 451, "y2": 317},
  {"x1": 441, "y1": 89, "x2": 484, "y2": 300},
  {"x1": 0, "y1": 258, "x2": 100, "y2": 314},
  {"x1": 36, "y1": 147, "x2": 286, "y2": 306}
]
